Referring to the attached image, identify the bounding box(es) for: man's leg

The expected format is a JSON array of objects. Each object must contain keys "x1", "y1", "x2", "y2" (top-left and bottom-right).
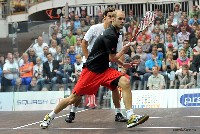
[
  {"x1": 65, "y1": 97, "x2": 82, "y2": 123},
  {"x1": 118, "y1": 76, "x2": 149, "y2": 128},
  {"x1": 112, "y1": 89, "x2": 127, "y2": 122},
  {"x1": 40, "y1": 93, "x2": 81, "y2": 129}
]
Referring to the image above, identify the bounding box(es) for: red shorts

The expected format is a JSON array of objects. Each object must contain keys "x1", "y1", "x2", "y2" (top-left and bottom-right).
[{"x1": 72, "y1": 67, "x2": 123, "y2": 95}]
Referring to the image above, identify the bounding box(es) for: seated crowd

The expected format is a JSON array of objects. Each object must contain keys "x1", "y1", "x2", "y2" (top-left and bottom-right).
[{"x1": 1, "y1": 3, "x2": 200, "y2": 92}]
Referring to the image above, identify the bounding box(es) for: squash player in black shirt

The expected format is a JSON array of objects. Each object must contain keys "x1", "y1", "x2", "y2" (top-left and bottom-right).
[{"x1": 40, "y1": 10, "x2": 149, "y2": 129}]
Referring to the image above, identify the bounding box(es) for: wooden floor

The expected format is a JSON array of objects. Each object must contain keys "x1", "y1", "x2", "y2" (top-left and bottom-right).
[{"x1": 0, "y1": 108, "x2": 200, "y2": 134}]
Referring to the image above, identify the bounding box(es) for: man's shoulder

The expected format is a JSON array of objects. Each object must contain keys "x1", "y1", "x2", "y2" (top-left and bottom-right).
[
  {"x1": 158, "y1": 74, "x2": 164, "y2": 78},
  {"x1": 33, "y1": 43, "x2": 38, "y2": 47}
]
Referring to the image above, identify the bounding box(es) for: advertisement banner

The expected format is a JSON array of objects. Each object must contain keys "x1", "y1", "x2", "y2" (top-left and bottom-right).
[
  {"x1": 111, "y1": 90, "x2": 168, "y2": 109},
  {"x1": 177, "y1": 88, "x2": 200, "y2": 108},
  {"x1": 166, "y1": 89, "x2": 178, "y2": 108},
  {"x1": 132, "y1": 90, "x2": 168, "y2": 109},
  {"x1": 14, "y1": 91, "x2": 70, "y2": 111},
  {"x1": 0, "y1": 92, "x2": 14, "y2": 111}
]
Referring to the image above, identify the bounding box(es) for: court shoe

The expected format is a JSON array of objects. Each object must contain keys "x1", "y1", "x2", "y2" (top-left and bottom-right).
[
  {"x1": 65, "y1": 112, "x2": 75, "y2": 123},
  {"x1": 115, "y1": 113, "x2": 128, "y2": 122},
  {"x1": 40, "y1": 114, "x2": 54, "y2": 129},
  {"x1": 127, "y1": 114, "x2": 149, "y2": 128}
]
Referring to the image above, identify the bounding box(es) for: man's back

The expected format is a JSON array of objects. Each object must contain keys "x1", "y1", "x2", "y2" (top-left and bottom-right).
[{"x1": 85, "y1": 26, "x2": 119, "y2": 73}]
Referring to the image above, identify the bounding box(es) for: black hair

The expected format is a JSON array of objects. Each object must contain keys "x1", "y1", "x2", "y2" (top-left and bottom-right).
[{"x1": 103, "y1": 7, "x2": 115, "y2": 17}]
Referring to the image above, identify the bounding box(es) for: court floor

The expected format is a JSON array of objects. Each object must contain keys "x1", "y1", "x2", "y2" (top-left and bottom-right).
[{"x1": 0, "y1": 108, "x2": 200, "y2": 134}]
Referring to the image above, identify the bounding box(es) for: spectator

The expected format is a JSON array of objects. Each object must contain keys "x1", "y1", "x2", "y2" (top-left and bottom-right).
[
  {"x1": 50, "y1": 32, "x2": 61, "y2": 45},
  {"x1": 165, "y1": 34, "x2": 178, "y2": 53},
  {"x1": 13, "y1": 51, "x2": 24, "y2": 67},
  {"x1": 153, "y1": 18, "x2": 164, "y2": 32},
  {"x1": 80, "y1": 19, "x2": 89, "y2": 32},
  {"x1": 191, "y1": 30, "x2": 200, "y2": 49},
  {"x1": 147, "y1": 65, "x2": 165, "y2": 90},
  {"x1": 94, "y1": 10, "x2": 103, "y2": 24},
  {"x1": 19, "y1": 53, "x2": 34, "y2": 91},
  {"x1": 151, "y1": 27, "x2": 164, "y2": 44},
  {"x1": 28, "y1": 48, "x2": 37, "y2": 65},
  {"x1": 14, "y1": 78, "x2": 26, "y2": 92},
  {"x1": 0, "y1": 55, "x2": 5, "y2": 69},
  {"x1": 179, "y1": 40, "x2": 193, "y2": 61},
  {"x1": 74, "y1": 15, "x2": 81, "y2": 31},
  {"x1": 49, "y1": 39, "x2": 58, "y2": 57},
  {"x1": 54, "y1": 46, "x2": 64, "y2": 63},
  {"x1": 69, "y1": 11, "x2": 75, "y2": 20},
  {"x1": 90, "y1": 19, "x2": 95, "y2": 26},
  {"x1": 65, "y1": 29, "x2": 77, "y2": 46},
  {"x1": 165, "y1": 19, "x2": 177, "y2": 33},
  {"x1": 136, "y1": 29, "x2": 151, "y2": 44},
  {"x1": 127, "y1": 55, "x2": 146, "y2": 90},
  {"x1": 68, "y1": 46, "x2": 77, "y2": 65},
  {"x1": 125, "y1": 10, "x2": 137, "y2": 31},
  {"x1": 85, "y1": 15, "x2": 91, "y2": 26},
  {"x1": 176, "y1": 49, "x2": 190, "y2": 72},
  {"x1": 143, "y1": 51, "x2": 162, "y2": 89},
  {"x1": 165, "y1": 28, "x2": 177, "y2": 42},
  {"x1": 173, "y1": 3, "x2": 182, "y2": 25},
  {"x1": 193, "y1": 38, "x2": 200, "y2": 55},
  {"x1": 147, "y1": 44, "x2": 163, "y2": 61},
  {"x1": 80, "y1": 9, "x2": 87, "y2": 18},
  {"x1": 61, "y1": 38, "x2": 70, "y2": 54},
  {"x1": 154, "y1": 9, "x2": 164, "y2": 24},
  {"x1": 162, "y1": 51, "x2": 176, "y2": 89},
  {"x1": 33, "y1": 57, "x2": 44, "y2": 90},
  {"x1": 131, "y1": 45, "x2": 147, "y2": 62},
  {"x1": 189, "y1": 24, "x2": 199, "y2": 41},
  {"x1": 76, "y1": 28, "x2": 83, "y2": 39},
  {"x1": 189, "y1": 14, "x2": 200, "y2": 27},
  {"x1": 151, "y1": 35, "x2": 165, "y2": 57},
  {"x1": 43, "y1": 53, "x2": 60, "y2": 91},
  {"x1": 75, "y1": 37, "x2": 83, "y2": 56},
  {"x1": 69, "y1": 20, "x2": 76, "y2": 34},
  {"x1": 56, "y1": 56, "x2": 75, "y2": 90},
  {"x1": 189, "y1": 5, "x2": 200, "y2": 18},
  {"x1": 74, "y1": 54, "x2": 83, "y2": 80},
  {"x1": 142, "y1": 39, "x2": 151, "y2": 53},
  {"x1": 41, "y1": 46, "x2": 49, "y2": 63},
  {"x1": 176, "y1": 64, "x2": 195, "y2": 89},
  {"x1": 178, "y1": 18, "x2": 191, "y2": 33},
  {"x1": 28, "y1": 77, "x2": 40, "y2": 91},
  {"x1": 2, "y1": 54, "x2": 19, "y2": 92},
  {"x1": 32, "y1": 36, "x2": 48, "y2": 57},
  {"x1": 191, "y1": 53, "x2": 200, "y2": 88},
  {"x1": 177, "y1": 26, "x2": 190, "y2": 48}
]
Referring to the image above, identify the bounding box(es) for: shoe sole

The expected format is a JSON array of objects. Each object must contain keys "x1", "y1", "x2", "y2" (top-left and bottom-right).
[
  {"x1": 127, "y1": 115, "x2": 149, "y2": 128},
  {"x1": 115, "y1": 119, "x2": 128, "y2": 122},
  {"x1": 40, "y1": 124, "x2": 48, "y2": 129}
]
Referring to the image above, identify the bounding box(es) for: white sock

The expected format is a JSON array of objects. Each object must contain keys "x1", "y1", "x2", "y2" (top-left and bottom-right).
[
  {"x1": 71, "y1": 105, "x2": 77, "y2": 112},
  {"x1": 126, "y1": 109, "x2": 134, "y2": 119},
  {"x1": 49, "y1": 110, "x2": 56, "y2": 119},
  {"x1": 115, "y1": 108, "x2": 121, "y2": 115}
]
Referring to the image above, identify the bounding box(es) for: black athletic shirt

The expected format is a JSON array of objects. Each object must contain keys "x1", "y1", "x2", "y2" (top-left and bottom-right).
[{"x1": 85, "y1": 25, "x2": 120, "y2": 73}]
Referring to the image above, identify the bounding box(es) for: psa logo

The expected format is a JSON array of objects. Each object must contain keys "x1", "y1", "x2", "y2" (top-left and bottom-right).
[{"x1": 180, "y1": 93, "x2": 200, "y2": 106}]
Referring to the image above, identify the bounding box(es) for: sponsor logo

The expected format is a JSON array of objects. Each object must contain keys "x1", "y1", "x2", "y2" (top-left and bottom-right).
[
  {"x1": 132, "y1": 94, "x2": 160, "y2": 109},
  {"x1": 180, "y1": 93, "x2": 200, "y2": 106},
  {"x1": 16, "y1": 98, "x2": 63, "y2": 105}
]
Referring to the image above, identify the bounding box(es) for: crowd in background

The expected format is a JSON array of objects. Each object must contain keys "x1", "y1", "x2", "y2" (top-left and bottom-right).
[{"x1": 1, "y1": 3, "x2": 200, "y2": 92}]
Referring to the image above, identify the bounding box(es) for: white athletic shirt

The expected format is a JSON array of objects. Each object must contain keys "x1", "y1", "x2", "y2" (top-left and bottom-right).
[
  {"x1": 3, "y1": 62, "x2": 19, "y2": 80},
  {"x1": 84, "y1": 23, "x2": 123, "y2": 53}
]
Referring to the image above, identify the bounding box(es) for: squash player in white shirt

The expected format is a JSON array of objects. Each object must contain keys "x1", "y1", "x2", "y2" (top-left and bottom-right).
[{"x1": 65, "y1": 7, "x2": 127, "y2": 123}]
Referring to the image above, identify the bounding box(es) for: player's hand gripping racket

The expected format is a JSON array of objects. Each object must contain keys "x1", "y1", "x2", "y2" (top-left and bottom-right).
[{"x1": 126, "y1": 11, "x2": 155, "y2": 46}]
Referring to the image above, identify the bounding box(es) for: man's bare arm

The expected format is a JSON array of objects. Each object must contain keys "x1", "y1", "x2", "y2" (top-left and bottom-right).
[{"x1": 82, "y1": 39, "x2": 89, "y2": 59}]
